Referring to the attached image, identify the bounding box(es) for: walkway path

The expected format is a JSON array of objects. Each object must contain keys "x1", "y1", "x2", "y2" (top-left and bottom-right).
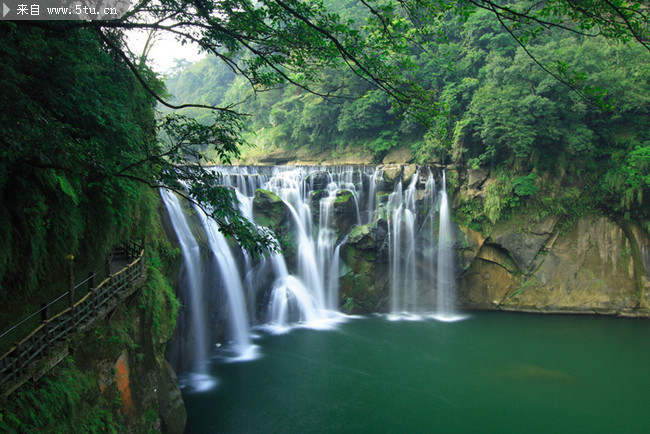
[{"x1": 0, "y1": 241, "x2": 146, "y2": 398}]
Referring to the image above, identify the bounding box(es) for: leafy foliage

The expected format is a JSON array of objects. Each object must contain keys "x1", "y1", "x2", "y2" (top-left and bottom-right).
[
  {"x1": 163, "y1": 2, "x2": 648, "y2": 229},
  {"x1": 513, "y1": 173, "x2": 539, "y2": 197},
  {"x1": 0, "y1": 22, "x2": 159, "y2": 301}
]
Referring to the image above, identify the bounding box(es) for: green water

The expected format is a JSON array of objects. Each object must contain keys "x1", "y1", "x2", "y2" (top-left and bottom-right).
[{"x1": 183, "y1": 312, "x2": 650, "y2": 433}]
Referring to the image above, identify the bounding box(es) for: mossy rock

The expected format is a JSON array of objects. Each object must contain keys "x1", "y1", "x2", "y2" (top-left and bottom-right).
[
  {"x1": 334, "y1": 190, "x2": 354, "y2": 204},
  {"x1": 252, "y1": 189, "x2": 289, "y2": 232},
  {"x1": 348, "y1": 224, "x2": 374, "y2": 250}
]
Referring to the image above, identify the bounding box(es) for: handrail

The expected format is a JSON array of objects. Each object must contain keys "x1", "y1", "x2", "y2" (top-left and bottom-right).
[
  {"x1": 0, "y1": 240, "x2": 143, "y2": 344},
  {"x1": 0, "y1": 241, "x2": 147, "y2": 397}
]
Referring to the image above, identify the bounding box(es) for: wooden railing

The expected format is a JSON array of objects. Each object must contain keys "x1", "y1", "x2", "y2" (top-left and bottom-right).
[{"x1": 0, "y1": 240, "x2": 146, "y2": 397}]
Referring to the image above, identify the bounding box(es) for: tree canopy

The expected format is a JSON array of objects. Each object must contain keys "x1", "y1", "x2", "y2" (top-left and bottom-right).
[
  {"x1": 2, "y1": 0, "x2": 648, "y2": 295},
  {"x1": 164, "y1": 1, "x2": 649, "y2": 228}
]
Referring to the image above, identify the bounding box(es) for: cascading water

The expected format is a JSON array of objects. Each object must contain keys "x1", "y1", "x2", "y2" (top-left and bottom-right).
[
  {"x1": 388, "y1": 170, "x2": 426, "y2": 318},
  {"x1": 196, "y1": 207, "x2": 257, "y2": 360},
  {"x1": 160, "y1": 189, "x2": 214, "y2": 390},
  {"x1": 433, "y1": 171, "x2": 465, "y2": 321},
  {"x1": 385, "y1": 167, "x2": 465, "y2": 320},
  {"x1": 258, "y1": 167, "x2": 360, "y2": 332},
  {"x1": 266, "y1": 252, "x2": 320, "y2": 332},
  {"x1": 162, "y1": 165, "x2": 465, "y2": 381}
]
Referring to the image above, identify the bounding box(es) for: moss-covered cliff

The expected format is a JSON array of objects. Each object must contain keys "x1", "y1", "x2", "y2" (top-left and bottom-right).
[{"x1": 0, "y1": 200, "x2": 186, "y2": 433}]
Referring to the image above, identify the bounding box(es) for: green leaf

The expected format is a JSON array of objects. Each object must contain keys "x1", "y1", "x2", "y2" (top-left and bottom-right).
[{"x1": 54, "y1": 174, "x2": 79, "y2": 205}]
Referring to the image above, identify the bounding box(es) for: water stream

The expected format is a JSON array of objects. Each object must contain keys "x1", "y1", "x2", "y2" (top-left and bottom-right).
[{"x1": 160, "y1": 189, "x2": 214, "y2": 390}]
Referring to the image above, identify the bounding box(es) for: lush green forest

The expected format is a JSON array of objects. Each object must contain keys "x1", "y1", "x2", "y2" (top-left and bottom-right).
[
  {"x1": 0, "y1": 21, "x2": 182, "y2": 431},
  {"x1": 0, "y1": 22, "x2": 160, "y2": 303},
  {"x1": 166, "y1": 1, "x2": 650, "y2": 231}
]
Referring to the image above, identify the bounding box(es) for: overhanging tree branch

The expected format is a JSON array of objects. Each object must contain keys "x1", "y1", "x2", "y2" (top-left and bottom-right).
[{"x1": 93, "y1": 24, "x2": 246, "y2": 114}]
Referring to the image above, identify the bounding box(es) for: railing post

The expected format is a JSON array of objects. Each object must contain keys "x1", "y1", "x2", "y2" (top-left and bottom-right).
[
  {"x1": 66, "y1": 254, "x2": 75, "y2": 308},
  {"x1": 14, "y1": 343, "x2": 22, "y2": 373},
  {"x1": 141, "y1": 238, "x2": 146, "y2": 277},
  {"x1": 88, "y1": 271, "x2": 97, "y2": 311},
  {"x1": 105, "y1": 256, "x2": 111, "y2": 280},
  {"x1": 41, "y1": 302, "x2": 49, "y2": 323},
  {"x1": 88, "y1": 271, "x2": 95, "y2": 292}
]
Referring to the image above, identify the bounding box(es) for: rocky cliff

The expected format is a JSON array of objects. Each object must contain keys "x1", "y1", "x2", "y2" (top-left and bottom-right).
[
  {"x1": 0, "y1": 277, "x2": 186, "y2": 433},
  {"x1": 456, "y1": 168, "x2": 650, "y2": 317},
  {"x1": 458, "y1": 214, "x2": 650, "y2": 316}
]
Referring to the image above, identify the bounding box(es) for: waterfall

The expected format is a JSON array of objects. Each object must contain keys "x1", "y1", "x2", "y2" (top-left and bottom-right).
[
  {"x1": 384, "y1": 167, "x2": 466, "y2": 321},
  {"x1": 388, "y1": 173, "x2": 419, "y2": 318},
  {"x1": 196, "y1": 207, "x2": 257, "y2": 360},
  {"x1": 424, "y1": 171, "x2": 437, "y2": 308},
  {"x1": 259, "y1": 168, "x2": 351, "y2": 332},
  {"x1": 318, "y1": 183, "x2": 340, "y2": 311},
  {"x1": 366, "y1": 169, "x2": 379, "y2": 224},
  {"x1": 163, "y1": 165, "x2": 465, "y2": 376},
  {"x1": 160, "y1": 189, "x2": 215, "y2": 390},
  {"x1": 266, "y1": 253, "x2": 320, "y2": 333},
  {"x1": 432, "y1": 171, "x2": 465, "y2": 322}
]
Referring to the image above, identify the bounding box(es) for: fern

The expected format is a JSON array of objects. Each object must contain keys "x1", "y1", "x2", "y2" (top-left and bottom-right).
[{"x1": 513, "y1": 173, "x2": 538, "y2": 197}]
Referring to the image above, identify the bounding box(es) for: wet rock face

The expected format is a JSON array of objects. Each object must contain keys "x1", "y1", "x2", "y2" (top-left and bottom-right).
[
  {"x1": 305, "y1": 171, "x2": 331, "y2": 191},
  {"x1": 458, "y1": 215, "x2": 649, "y2": 315},
  {"x1": 252, "y1": 189, "x2": 289, "y2": 233},
  {"x1": 339, "y1": 221, "x2": 390, "y2": 313}
]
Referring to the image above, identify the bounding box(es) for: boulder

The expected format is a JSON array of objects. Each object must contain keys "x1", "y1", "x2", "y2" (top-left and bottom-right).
[
  {"x1": 467, "y1": 167, "x2": 489, "y2": 190},
  {"x1": 402, "y1": 164, "x2": 418, "y2": 185},
  {"x1": 381, "y1": 164, "x2": 403, "y2": 189},
  {"x1": 305, "y1": 170, "x2": 331, "y2": 191},
  {"x1": 252, "y1": 189, "x2": 289, "y2": 233},
  {"x1": 382, "y1": 147, "x2": 414, "y2": 164}
]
